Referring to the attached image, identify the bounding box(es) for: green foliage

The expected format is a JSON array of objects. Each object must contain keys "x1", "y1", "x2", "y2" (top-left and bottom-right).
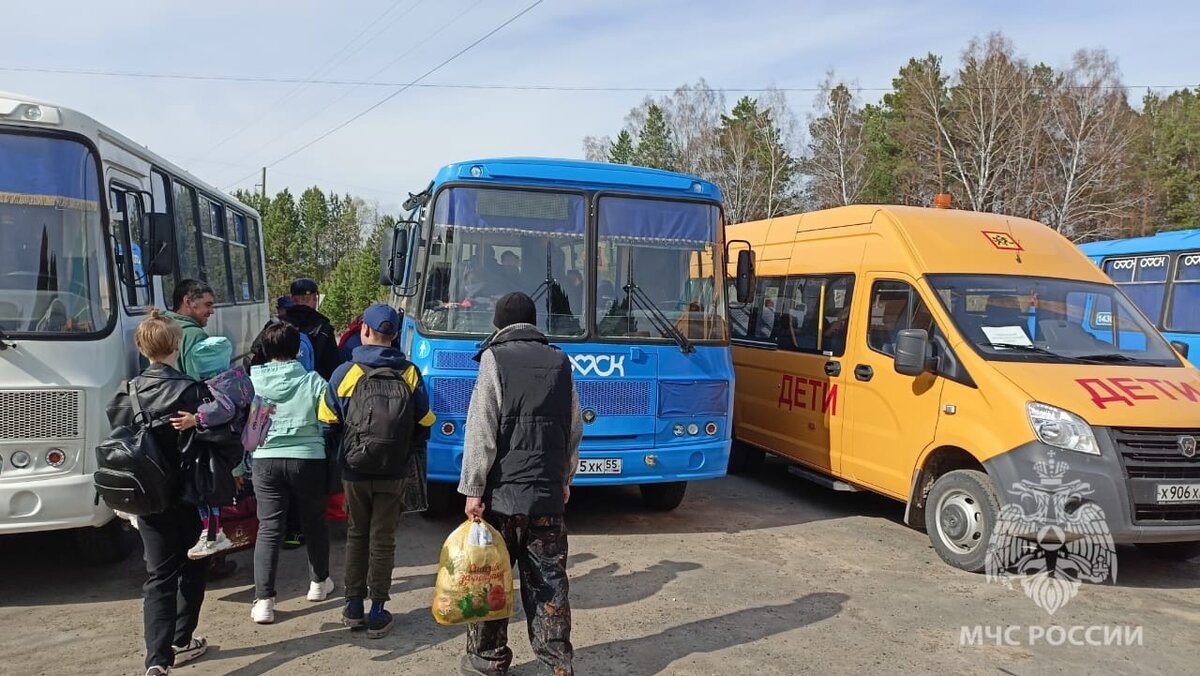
[
  {"x1": 609, "y1": 129, "x2": 635, "y2": 164},
  {"x1": 634, "y1": 104, "x2": 677, "y2": 170},
  {"x1": 1139, "y1": 88, "x2": 1200, "y2": 231}
]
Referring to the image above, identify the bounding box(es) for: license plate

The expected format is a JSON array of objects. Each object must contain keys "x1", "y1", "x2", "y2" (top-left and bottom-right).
[
  {"x1": 1155, "y1": 483, "x2": 1200, "y2": 503},
  {"x1": 577, "y1": 458, "x2": 622, "y2": 475}
]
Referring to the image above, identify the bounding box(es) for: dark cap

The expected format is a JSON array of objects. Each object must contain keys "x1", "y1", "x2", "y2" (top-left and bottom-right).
[
  {"x1": 290, "y1": 278, "x2": 319, "y2": 296},
  {"x1": 493, "y1": 292, "x2": 536, "y2": 330},
  {"x1": 362, "y1": 303, "x2": 400, "y2": 335},
  {"x1": 275, "y1": 295, "x2": 294, "y2": 309}
]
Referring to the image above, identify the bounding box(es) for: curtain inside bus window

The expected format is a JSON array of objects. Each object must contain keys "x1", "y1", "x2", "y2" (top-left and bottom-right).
[
  {"x1": 0, "y1": 132, "x2": 112, "y2": 335},
  {"x1": 1167, "y1": 252, "x2": 1200, "y2": 331}
]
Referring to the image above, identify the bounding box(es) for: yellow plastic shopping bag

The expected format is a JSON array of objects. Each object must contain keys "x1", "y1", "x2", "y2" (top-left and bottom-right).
[{"x1": 431, "y1": 518, "x2": 513, "y2": 625}]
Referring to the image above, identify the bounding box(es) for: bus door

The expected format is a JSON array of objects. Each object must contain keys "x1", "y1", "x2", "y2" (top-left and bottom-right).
[{"x1": 842, "y1": 275, "x2": 944, "y2": 498}]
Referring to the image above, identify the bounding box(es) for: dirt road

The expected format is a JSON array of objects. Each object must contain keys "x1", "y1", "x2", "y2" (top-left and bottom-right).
[{"x1": 2, "y1": 458, "x2": 1197, "y2": 675}]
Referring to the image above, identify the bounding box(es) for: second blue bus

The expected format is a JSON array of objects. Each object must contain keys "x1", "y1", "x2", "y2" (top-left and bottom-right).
[
  {"x1": 1078, "y1": 229, "x2": 1200, "y2": 357},
  {"x1": 378, "y1": 158, "x2": 755, "y2": 511}
]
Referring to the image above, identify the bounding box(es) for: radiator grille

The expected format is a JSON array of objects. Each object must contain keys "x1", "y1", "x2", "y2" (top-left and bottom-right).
[
  {"x1": 1111, "y1": 427, "x2": 1200, "y2": 523},
  {"x1": 577, "y1": 380, "x2": 652, "y2": 416},
  {"x1": 0, "y1": 389, "x2": 82, "y2": 440},
  {"x1": 434, "y1": 350, "x2": 480, "y2": 371},
  {"x1": 430, "y1": 378, "x2": 477, "y2": 416}
]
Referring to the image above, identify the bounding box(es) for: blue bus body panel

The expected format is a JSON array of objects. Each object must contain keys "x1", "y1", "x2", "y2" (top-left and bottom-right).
[
  {"x1": 431, "y1": 157, "x2": 723, "y2": 201},
  {"x1": 1079, "y1": 229, "x2": 1200, "y2": 354},
  {"x1": 402, "y1": 318, "x2": 733, "y2": 486}
]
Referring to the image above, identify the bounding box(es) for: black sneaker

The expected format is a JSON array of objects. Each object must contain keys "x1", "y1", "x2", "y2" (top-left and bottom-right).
[
  {"x1": 343, "y1": 598, "x2": 366, "y2": 630},
  {"x1": 172, "y1": 636, "x2": 208, "y2": 666},
  {"x1": 282, "y1": 532, "x2": 304, "y2": 550},
  {"x1": 366, "y1": 606, "x2": 393, "y2": 639}
]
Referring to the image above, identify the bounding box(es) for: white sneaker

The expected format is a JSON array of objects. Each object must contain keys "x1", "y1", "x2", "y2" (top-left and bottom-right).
[
  {"x1": 251, "y1": 597, "x2": 275, "y2": 624},
  {"x1": 307, "y1": 577, "x2": 335, "y2": 602},
  {"x1": 187, "y1": 531, "x2": 233, "y2": 560}
]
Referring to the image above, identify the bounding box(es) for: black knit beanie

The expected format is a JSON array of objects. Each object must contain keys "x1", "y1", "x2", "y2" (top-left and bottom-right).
[{"x1": 494, "y1": 292, "x2": 537, "y2": 329}]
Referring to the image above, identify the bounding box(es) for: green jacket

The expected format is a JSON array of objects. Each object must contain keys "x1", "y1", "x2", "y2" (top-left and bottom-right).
[
  {"x1": 164, "y1": 310, "x2": 209, "y2": 380},
  {"x1": 249, "y1": 360, "x2": 328, "y2": 461}
]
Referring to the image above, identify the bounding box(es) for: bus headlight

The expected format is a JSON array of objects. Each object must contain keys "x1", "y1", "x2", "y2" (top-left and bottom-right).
[
  {"x1": 1027, "y1": 402, "x2": 1099, "y2": 455},
  {"x1": 46, "y1": 448, "x2": 66, "y2": 467},
  {"x1": 9, "y1": 450, "x2": 31, "y2": 468},
  {"x1": 672, "y1": 424, "x2": 685, "y2": 437}
]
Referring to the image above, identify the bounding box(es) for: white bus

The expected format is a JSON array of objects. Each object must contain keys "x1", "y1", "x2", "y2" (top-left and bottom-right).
[{"x1": 0, "y1": 92, "x2": 269, "y2": 561}]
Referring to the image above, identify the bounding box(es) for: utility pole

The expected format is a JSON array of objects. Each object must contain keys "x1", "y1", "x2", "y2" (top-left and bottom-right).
[{"x1": 260, "y1": 166, "x2": 267, "y2": 200}]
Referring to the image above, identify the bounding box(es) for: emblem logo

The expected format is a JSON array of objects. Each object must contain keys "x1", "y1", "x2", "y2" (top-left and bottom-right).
[
  {"x1": 1178, "y1": 435, "x2": 1198, "y2": 459},
  {"x1": 986, "y1": 452, "x2": 1117, "y2": 616},
  {"x1": 569, "y1": 354, "x2": 625, "y2": 378},
  {"x1": 981, "y1": 230, "x2": 1024, "y2": 252}
]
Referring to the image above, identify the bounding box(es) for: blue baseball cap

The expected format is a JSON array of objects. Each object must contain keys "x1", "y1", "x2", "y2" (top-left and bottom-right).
[
  {"x1": 276, "y1": 295, "x2": 294, "y2": 309},
  {"x1": 362, "y1": 303, "x2": 400, "y2": 335}
]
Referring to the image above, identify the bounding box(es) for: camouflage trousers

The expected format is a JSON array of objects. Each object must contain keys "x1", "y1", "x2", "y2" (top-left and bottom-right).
[{"x1": 462, "y1": 513, "x2": 573, "y2": 676}]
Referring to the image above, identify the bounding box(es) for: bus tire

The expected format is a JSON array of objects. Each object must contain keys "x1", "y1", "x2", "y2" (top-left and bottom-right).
[
  {"x1": 1136, "y1": 541, "x2": 1200, "y2": 562},
  {"x1": 728, "y1": 442, "x2": 765, "y2": 474},
  {"x1": 75, "y1": 518, "x2": 135, "y2": 564},
  {"x1": 640, "y1": 481, "x2": 687, "y2": 511},
  {"x1": 924, "y1": 469, "x2": 999, "y2": 573}
]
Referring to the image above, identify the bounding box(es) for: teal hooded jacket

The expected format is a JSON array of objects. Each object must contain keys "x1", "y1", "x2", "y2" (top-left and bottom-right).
[{"x1": 249, "y1": 360, "x2": 328, "y2": 460}]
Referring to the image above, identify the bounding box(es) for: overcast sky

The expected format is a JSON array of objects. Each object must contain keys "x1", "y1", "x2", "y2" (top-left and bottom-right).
[{"x1": 3, "y1": 1, "x2": 1197, "y2": 214}]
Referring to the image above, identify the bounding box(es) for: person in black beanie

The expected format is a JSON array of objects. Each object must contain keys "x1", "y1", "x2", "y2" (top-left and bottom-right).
[{"x1": 458, "y1": 292, "x2": 582, "y2": 676}]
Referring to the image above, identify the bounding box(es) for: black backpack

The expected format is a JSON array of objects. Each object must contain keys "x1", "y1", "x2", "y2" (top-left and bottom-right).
[
  {"x1": 93, "y1": 382, "x2": 181, "y2": 516},
  {"x1": 343, "y1": 365, "x2": 415, "y2": 475}
]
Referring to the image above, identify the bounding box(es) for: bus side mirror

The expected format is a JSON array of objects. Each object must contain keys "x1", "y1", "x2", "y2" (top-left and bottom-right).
[
  {"x1": 147, "y1": 213, "x2": 175, "y2": 277},
  {"x1": 1171, "y1": 340, "x2": 1190, "y2": 359},
  {"x1": 735, "y1": 249, "x2": 756, "y2": 304},
  {"x1": 895, "y1": 329, "x2": 933, "y2": 376},
  {"x1": 379, "y1": 226, "x2": 410, "y2": 286}
]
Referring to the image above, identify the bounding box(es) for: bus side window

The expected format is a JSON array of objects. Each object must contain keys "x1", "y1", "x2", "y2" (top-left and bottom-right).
[
  {"x1": 228, "y1": 209, "x2": 253, "y2": 302},
  {"x1": 172, "y1": 181, "x2": 203, "y2": 293},
  {"x1": 868, "y1": 280, "x2": 932, "y2": 356},
  {"x1": 246, "y1": 215, "x2": 265, "y2": 302}
]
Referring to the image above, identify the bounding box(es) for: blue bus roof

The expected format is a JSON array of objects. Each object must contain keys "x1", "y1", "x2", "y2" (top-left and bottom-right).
[
  {"x1": 1078, "y1": 228, "x2": 1200, "y2": 258},
  {"x1": 430, "y1": 157, "x2": 722, "y2": 202}
]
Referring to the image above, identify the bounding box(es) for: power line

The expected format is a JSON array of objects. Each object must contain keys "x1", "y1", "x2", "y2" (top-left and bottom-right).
[
  {"x1": 222, "y1": 0, "x2": 545, "y2": 192},
  {"x1": 198, "y1": 0, "x2": 424, "y2": 159},
  {"x1": 2, "y1": 64, "x2": 1193, "y2": 93},
  {"x1": 230, "y1": 0, "x2": 483, "y2": 169}
]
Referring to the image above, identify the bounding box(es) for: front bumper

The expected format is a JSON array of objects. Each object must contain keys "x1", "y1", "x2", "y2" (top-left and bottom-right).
[
  {"x1": 984, "y1": 439, "x2": 1200, "y2": 544},
  {"x1": 0, "y1": 473, "x2": 110, "y2": 534},
  {"x1": 426, "y1": 438, "x2": 731, "y2": 486}
]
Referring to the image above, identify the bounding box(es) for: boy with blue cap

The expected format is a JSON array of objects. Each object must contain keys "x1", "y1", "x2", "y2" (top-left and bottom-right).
[
  {"x1": 170, "y1": 336, "x2": 256, "y2": 560},
  {"x1": 320, "y1": 303, "x2": 434, "y2": 638}
]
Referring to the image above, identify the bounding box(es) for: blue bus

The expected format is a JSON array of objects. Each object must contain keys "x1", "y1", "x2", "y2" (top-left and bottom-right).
[
  {"x1": 378, "y1": 158, "x2": 755, "y2": 511},
  {"x1": 1078, "y1": 229, "x2": 1200, "y2": 356}
]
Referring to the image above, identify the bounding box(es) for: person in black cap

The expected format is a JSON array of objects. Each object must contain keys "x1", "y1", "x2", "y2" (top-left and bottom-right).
[
  {"x1": 459, "y1": 292, "x2": 581, "y2": 676},
  {"x1": 285, "y1": 278, "x2": 340, "y2": 379}
]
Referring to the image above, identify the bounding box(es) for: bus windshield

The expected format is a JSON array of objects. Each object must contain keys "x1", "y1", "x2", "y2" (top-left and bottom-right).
[
  {"x1": 928, "y1": 274, "x2": 1181, "y2": 366},
  {"x1": 420, "y1": 187, "x2": 589, "y2": 337},
  {"x1": 595, "y1": 196, "x2": 726, "y2": 342},
  {"x1": 0, "y1": 132, "x2": 112, "y2": 336}
]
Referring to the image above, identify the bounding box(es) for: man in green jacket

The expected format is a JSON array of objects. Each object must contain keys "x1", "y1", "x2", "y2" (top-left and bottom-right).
[{"x1": 166, "y1": 279, "x2": 216, "y2": 379}]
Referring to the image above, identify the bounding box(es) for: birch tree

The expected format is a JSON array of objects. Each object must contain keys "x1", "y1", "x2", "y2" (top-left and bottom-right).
[{"x1": 805, "y1": 75, "x2": 869, "y2": 207}]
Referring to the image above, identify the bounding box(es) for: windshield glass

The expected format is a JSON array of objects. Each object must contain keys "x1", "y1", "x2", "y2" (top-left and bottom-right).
[
  {"x1": 419, "y1": 187, "x2": 588, "y2": 337},
  {"x1": 928, "y1": 274, "x2": 1180, "y2": 366},
  {"x1": 595, "y1": 197, "x2": 726, "y2": 342},
  {"x1": 0, "y1": 132, "x2": 112, "y2": 336}
]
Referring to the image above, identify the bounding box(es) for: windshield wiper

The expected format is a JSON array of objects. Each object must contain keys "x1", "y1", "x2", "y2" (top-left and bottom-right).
[
  {"x1": 622, "y1": 281, "x2": 693, "y2": 353},
  {"x1": 0, "y1": 327, "x2": 15, "y2": 350},
  {"x1": 1074, "y1": 353, "x2": 1168, "y2": 366},
  {"x1": 983, "y1": 342, "x2": 1061, "y2": 356}
]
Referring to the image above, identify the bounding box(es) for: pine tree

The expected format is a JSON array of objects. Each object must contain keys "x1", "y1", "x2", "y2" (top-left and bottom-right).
[
  {"x1": 634, "y1": 104, "x2": 677, "y2": 170},
  {"x1": 609, "y1": 130, "x2": 635, "y2": 164}
]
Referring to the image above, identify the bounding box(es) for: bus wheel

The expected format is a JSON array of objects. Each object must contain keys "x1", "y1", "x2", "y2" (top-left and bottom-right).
[
  {"x1": 924, "y1": 470, "x2": 999, "y2": 573},
  {"x1": 1136, "y1": 541, "x2": 1200, "y2": 562},
  {"x1": 727, "y1": 442, "x2": 765, "y2": 474},
  {"x1": 640, "y1": 481, "x2": 687, "y2": 511},
  {"x1": 75, "y1": 518, "x2": 135, "y2": 564}
]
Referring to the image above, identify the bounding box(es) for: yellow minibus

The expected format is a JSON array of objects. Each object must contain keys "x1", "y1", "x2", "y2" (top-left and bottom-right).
[{"x1": 728, "y1": 205, "x2": 1200, "y2": 571}]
